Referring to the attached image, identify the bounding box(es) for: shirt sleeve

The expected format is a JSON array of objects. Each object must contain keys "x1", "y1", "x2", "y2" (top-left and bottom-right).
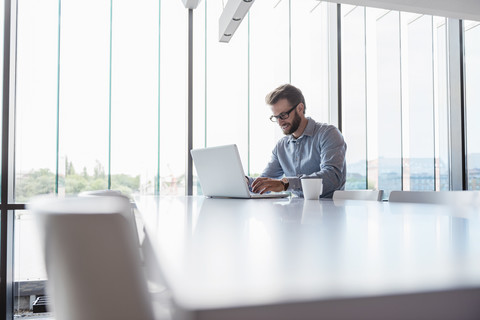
[
  {"x1": 296, "y1": 126, "x2": 346, "y2": 197},
  {"x1": 261, "y1": 146, "x2": 285, "y2": 180},
  {"x1": 245, "y1": 146, "x2": 285, "y2": 192}
]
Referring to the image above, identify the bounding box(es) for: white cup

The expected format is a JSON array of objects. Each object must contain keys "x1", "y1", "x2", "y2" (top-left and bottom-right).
[{"x1": 301, "y1": 178, "x2": 323, "y2": 200}]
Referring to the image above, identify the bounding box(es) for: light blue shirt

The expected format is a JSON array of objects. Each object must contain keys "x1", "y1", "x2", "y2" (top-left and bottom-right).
[{"x1": 251, "y1": 117, "x2": 347, "y2": 198}]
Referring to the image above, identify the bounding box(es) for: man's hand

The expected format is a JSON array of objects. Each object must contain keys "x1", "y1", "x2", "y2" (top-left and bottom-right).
[{"x1": 251, "y1": 177, "x2": 285, "y2": 194}]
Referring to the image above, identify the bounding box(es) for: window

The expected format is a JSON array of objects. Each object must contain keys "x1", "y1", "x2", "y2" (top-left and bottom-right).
[
  {"x1": 341, "y1": 6, "x2": 449, "y2": 197},
  {"x1": 291, "y1": 0, "x2": 330, "y2": 124},
  {"x1": 158, "y1": 1, "x2": 187, "y2": 195},
  {"x1": 58, "y1": 0, "x2": 110, "y2": 194},
  {"x1": 341, "y1": 6, "x2": 368, "y2": 189},
  {"x1": 13, "y1": 0, "x2": 187, "y2": 317},
  {"x1": 15, "y1": 0, "x2": 58, "y2": 202},
  {"x1": 15, "y1": 0, "x2": 191, "y2": 201},
  {"x1": 249, "y1": 0, "x2": 289, "y2": 177},
  {"x1": 203, "y1": 0, "x2": 249, "y2": 167}
]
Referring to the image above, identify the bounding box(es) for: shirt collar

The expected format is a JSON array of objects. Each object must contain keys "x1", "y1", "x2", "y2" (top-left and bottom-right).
[{"x1": 288, "y1": 117, "x2": 314, "y2": 143}]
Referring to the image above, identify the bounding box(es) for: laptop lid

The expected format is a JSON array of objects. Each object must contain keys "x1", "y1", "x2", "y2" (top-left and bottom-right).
[{"x1": 191, "y1": 144, "x2": 252, "y2": 198}]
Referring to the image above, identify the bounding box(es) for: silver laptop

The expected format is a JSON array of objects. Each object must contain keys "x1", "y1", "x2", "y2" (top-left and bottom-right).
[{"x1": 191, "y1": 144, "x2": 289, "y2": 199}]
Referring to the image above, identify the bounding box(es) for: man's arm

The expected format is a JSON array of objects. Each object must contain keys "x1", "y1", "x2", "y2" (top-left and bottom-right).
[{"x1": 248, "y1": 148, "x2": 286, "y2": 194}]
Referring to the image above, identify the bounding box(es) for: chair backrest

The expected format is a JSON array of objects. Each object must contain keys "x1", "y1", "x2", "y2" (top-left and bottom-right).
[
  {"x1": 79, "y1": 190, "x2": 140, "y2": 245},
  {"x1": 333, "y1": 190, "x2": 384, "y2": 201},
  {"x1": 29, "y1": 196, "x2": 155, "y2": 320},
  {"x1": 388, "y1": 190, "x2": 480, "y2": 205},
  {"x1": 79, "y1": 189, "x2": 126, "y2": 198}
]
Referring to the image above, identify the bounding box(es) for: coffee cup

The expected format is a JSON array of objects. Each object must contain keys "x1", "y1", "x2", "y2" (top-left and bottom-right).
[{"x1": 300, "y1": 178, "x2": 323, "y2": 200}]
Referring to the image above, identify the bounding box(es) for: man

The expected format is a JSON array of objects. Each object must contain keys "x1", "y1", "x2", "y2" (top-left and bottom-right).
[{"x1": 250, "y1": 84, "x2": 347, "y2": 198}]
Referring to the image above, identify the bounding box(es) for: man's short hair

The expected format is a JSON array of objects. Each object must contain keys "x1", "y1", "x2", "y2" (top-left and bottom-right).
[{"x1": 265, "y1": 84, "x2": 306, "y2": 113}]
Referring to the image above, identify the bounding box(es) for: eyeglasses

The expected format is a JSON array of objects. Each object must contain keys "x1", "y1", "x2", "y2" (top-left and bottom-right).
[{"x1": 269, "y1": 103, "x2": 299, "y2": 122}]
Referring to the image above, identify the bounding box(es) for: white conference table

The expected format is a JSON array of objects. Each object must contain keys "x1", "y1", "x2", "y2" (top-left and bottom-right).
[{"x1": 135, "y1": 195, "x2": 480, "y2": 320}]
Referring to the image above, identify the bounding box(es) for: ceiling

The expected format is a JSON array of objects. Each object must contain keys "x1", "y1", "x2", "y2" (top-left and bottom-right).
[{"x1": 323, "y1": 0, "x2": 480, "y2": 21}]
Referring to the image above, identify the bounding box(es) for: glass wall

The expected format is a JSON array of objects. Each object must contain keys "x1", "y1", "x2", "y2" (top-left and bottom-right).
[
  {"x1": 58, "y1": 0, "x2": 110, "y2": 194},
  {"x1": 290, "y1": 0, "x2": 330, "y2": 124},
  {"x1": 341, "y1": 5, "x2": 367, "y2": 189},
  {"x1": 110, "y1": 0, "x2": 159, "y2": 195},
  {"x1": 341, "y1": 7, "x2": 449, "y2": 197},
  {"x1": 249, "y1": 0, "x2": 289, "y2": 177},
  {"x1": 403, "y1": 13, "x2": 435, "y2": 191},
  {"x1": 12, "y1": 0, "x2": 187, "y2": 316},
  {"x1": 15, "y1": 0, "x2": 58, "y2": 202},
  {"x1": 158, "y1": 1, "x2": 187, "y2": 195},
  {"x1": 376, "y1": 11, "x2": 403, "y2": 195},
  {"x1": 203, "y1": 0, "x2": 249, "y2": 166},
  {"x1": 465, "y1": 20, "x2": 480, "y2": 190},
  {"x1": 14, "y1": 0, "x2": 332, "y2": 200},
  {"x1": 15, "y1": 0, "x2": 189, "y2": 201}
]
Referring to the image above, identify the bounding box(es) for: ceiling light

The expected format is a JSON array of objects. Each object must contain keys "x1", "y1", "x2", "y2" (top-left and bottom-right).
[
  {"x1": 181, "y1": 0, "x2": 202, "y2": 9},
  {"x1": 219, "y1": 0, "x2": 255, "y2": 43}
]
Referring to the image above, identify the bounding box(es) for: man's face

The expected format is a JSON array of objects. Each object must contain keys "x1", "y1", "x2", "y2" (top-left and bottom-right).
[{"x1": 271, "y1": 99, "x2": 302, "y2": 135}]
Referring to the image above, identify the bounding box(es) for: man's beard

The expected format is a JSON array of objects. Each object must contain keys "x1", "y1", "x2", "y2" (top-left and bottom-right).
[{"x1": 283, "y1": 111, "x2": 301, "y2": 135}]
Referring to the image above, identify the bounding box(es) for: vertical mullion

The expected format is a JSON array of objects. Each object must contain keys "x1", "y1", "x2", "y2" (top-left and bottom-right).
[
  {"x1": 447, "y1": 19, "x2": 466, "y2": 190},
  {"x1": 108, "y1": 0, "x2": 113, "y2": 190},
  {"x1": 431, "y1": 17, "x2": 438, "y2": 190},
  {"x1": 288, "y1": 0, "x2": 291, "y2": 83},
  {"x1": 363, "y1": 7, "x2": 368, "y2": 189},
  {"x1": 186, "y1": 9, "x2": 193, "y2": 196},
  {"x1": 1, "y1": 0, "x2": 15, "y2": 317},
  {"x1": 399, "y1": 13, "x2": 404, "y2": 190},
  {"x1": 204, "y1": 0, "x2": 207, "y2": 149},
  {"x1": 55, "y1": 0, "x2": 61, "y2": 194},
  {"x1": 247, "y1": 12, "x2": 250, "y2": 175},
  {"x1": 156, "y1": 0, "x2": 161, "y2": 195},
  {"x1": 336, "y1": 4, "x2": 342, "y2": 131},
  {"x1": 328, "y1": 3, "x2": 340, "y2": 128}
]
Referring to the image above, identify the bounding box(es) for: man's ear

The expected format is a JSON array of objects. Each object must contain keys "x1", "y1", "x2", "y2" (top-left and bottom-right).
[{"x1": 298, "y1": 103, "x2": 305, "y2": 114}]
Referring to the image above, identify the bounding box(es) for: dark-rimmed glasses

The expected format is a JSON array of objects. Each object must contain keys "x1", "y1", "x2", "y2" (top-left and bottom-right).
[{"x1": 269, "y1": 103, "x2": 298, "y2": 122}]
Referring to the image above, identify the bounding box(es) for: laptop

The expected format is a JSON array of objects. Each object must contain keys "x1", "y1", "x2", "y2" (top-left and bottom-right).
[{"x1": 190, "y1": 144, "x2": 289, "y2": 199}]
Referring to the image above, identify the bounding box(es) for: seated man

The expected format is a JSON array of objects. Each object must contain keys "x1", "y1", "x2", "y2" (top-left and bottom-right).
[{"x1": 249, "y1": 84, "x2": 347, "y2": 198}]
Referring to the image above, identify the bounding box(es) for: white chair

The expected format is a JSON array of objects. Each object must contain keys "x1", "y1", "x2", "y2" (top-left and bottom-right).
[
  {"x1": 333, "y1": 189, "x2": 384, "y2": 201},
  {"x1": 79, "y1": 190, "x2": 141, "y2": 246},
  {"x1": 29, "y1": 196, "x2": 155, "y2": 320},
  {"x1": 79, "y1": 189, "x2": 126, "y2": 197},
  {"x1": 79, "y1": 190, "x2": 169, "y2": 304},
  {"x1": 388, "y1": 190, "x2": 480, "y2": 205}
]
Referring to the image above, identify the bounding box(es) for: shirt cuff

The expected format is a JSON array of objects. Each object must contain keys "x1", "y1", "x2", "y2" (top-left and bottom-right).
[
  {"x1": 246, "y1": 176, "x2": 254, "y2": 191},
  {"x1": 285, "y1": 176, "x2": 301, "y2": 190}
]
